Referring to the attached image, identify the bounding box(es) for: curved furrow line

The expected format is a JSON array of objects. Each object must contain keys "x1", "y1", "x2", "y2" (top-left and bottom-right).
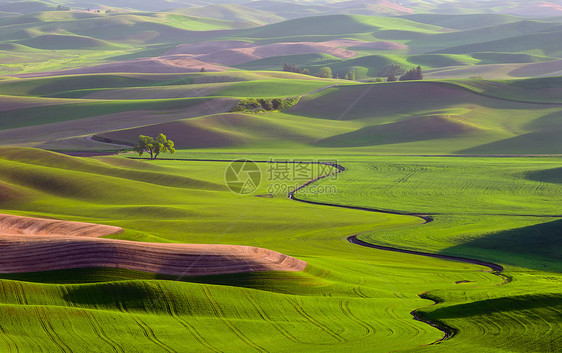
[
  {"x1": 82, "y1": 310, "x2": 125, "y2": 353},
  {"x1": 115, "y1": 295, "x2": 177, "y2": 353},
  {"x1": 33, "y1": 307, "x2": 73, "y2": 353},
  {"x1": 0, "y1": 323, "x2": 19, "y2": 353},
  {"x1": 200, "y1": 286, "x2": 269, "y2": 353},
  {"x1": 158, "y1": 284, "x2": 223, "y2": 353},
  {"x1": 285, "y1": 297, "x2": 348, "y2": 344},
  {"x1": 129, "y1": 314, "x2": 177, "y2": 353},
  {"x1": 241, "y1": 291, "x2": 305, "y2": 344},
  {"x1": 15, "y1": 282, "x2": 28, "y2": 305},
  {"x1": 338, "y1": 299, "x2": 376, "y2": 337}
]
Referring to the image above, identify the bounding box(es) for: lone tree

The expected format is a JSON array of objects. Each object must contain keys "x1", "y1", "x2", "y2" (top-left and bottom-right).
[{"x1": 134, "y1": 133, "x2": 175, "y2": 160}]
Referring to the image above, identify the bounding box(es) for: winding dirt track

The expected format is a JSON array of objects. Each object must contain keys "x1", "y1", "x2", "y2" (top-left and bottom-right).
[
  {"x1": 285, "y1": 161, "x2": 507, "y2": 343},
  {"x1": 0, "y1": 214, "x2": 306, "y2": 275}
]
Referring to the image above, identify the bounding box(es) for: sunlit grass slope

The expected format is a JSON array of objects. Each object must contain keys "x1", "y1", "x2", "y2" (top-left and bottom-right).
[
  {"x1": 296, "y1": 155, "x2": 562, "y2": 353},
  {"x1": 285, "y1": 79, "x2": 562, "y2": 154},
  {"x1": 1, "y1": 12, "x2": 561, "y2": 78},
  {"x1": 0, "y1": 10, "x2": 256, "y2": 74},
  {"x1": 0, "y1": 71, "x2": 337, "y2": 148},
  {"x1": 0, "y1": 73, "x2": 559, "y2": 155},
  {"x1": 0, "y1": 147, "x2": 511, "y2": 352}
]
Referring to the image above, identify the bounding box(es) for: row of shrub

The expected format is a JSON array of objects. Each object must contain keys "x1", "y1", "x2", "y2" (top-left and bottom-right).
[{"x1": 231, "y1": 97, "x2": 300, "y2": 113}]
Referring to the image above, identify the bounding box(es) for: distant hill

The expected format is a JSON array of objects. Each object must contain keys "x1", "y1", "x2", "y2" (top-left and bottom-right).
[
  {"x1": 176, "y1": 4, "x2": 285, "y2": 25},
  {"x1": 0, "y1": 1, "x2": 54, "y2": 14},
  {"x1": 1, "y1": 10, "x2": 561, "y2": 79},
  {"x1": 2, "y1": 72, "x2": 557, "y2": 154}
]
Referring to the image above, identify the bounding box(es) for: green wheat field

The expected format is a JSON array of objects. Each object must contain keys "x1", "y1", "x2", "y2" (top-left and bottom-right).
[{"x1": 0, "y1": 0, "x2": 560, "y2": 352}]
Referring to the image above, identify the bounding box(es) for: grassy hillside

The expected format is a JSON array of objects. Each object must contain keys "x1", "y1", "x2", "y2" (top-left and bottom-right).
[
  {"x1": 0, "y1": 5, "x2": 560, "y2": 353},
  {"x1": 400, "y1": 13, "x2": 522, "y2": 29},
  {"x1": 0, "y1": 74, "x2": 560, "y2": 154},
  {"x1": 284, "y1": 79, "x2": 562, "y2": 154},
  {"x1": 0, "y1": 148, "x2": 463, "y2": 351},
  {"x1": 0, "y1": 1, "x2": 54, "y2": 14},
  {"x1": 177, "y1": 4, "x2": 286, "y2": 25},
  {"x1": 296, "y1": 154, "x2": 562, "y2": 352},
  {"x1": 0, "y1": 10, "x2": 256, "y2": 74},
  {"x1": 228, "y1": 14, "x2": 443, "y2": 41},
  {"x1": 1, "y1": 12, "x2": 561, "y2": 78},
  {"x1": 0, "y1": 148, "x2": 558, "y2": 352}
]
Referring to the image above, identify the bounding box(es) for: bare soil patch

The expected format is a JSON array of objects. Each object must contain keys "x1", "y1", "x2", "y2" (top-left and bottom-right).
[{"x1": 0, "y1": 213, "x2": 306, "y2": 275}]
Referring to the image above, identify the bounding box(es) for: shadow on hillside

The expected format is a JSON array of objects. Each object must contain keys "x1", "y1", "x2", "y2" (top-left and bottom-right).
[
  {"x1": 457, "y1": 128, "x2": 562, "y2": 154},
  {"x1": 525, "y1": 110, "x2": 562, "y2": 130},
  {"x1": 317, "y1": 115, "x2": 475, "y2": 147},
  {"x1": 525, "y1": 167, "x2": 562, "y2": 184},
  {"x1": 60, "y1": 271, "x2": 321, "y2": 311},
  {"x1": 4, "y1": 267, "x2": 320, "y2": 294},
  {"x1": 425, "y1": 293, "x2": 562, "y2": 319},
  {"x1": 440, "y1": 219, "x2": 562, "y2": 272}
]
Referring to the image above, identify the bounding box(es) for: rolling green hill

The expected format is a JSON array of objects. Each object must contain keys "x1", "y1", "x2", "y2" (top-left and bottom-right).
[
  {"x1": 1, "y1": 12, "x2": 561, "y2": 78},
  {"x1": 0, "y1": 148, "x2": 558, "y2": 352},
  {"x1": 177, "y1": 4, "x2": 285, "y2": 25},
  {"x1": 0, "y1": 73, "x2": 560, "y2": 155},
  {"x1": 400, "y1": 13, "x2": 522, "y2": 29},
  {"x1": 0, "y1": 6, "x2": 560, "y2": 352},
  {"x1": 229, "y1": 14, "x2": 444, "y2": 41},
  {"x1": 0, "y1": 10, "x2": 257, "y2": 74}
]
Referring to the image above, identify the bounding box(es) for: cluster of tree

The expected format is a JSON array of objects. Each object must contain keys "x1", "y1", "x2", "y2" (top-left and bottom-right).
[
  {"x1": 379, "y1": 65, "x2": 405, "y2": 78},
  {"x1": 283, "y1": 63, "x2": 310, "y2": 75},
  {"x1": 134, "y1": 133, "x2": 175, "y2": 160},
  {"x1": 316, "y1": 67, "x2": 332, "y2": 78},
  {"x1": 342, "y1": 69, "x2": 357, "y2": 80},
  {"x1": 386, "y1": 66, "x2": 423, "y2": 82},
  {"x1": 283, "y1": 64, "x2": 358, "y2": 80},
  {"x1": 87, "y1": 8, "x2": 115, "y2": 13},
  {"x1": 56, "y1": 5, "x2": 71, "y2": 11},
  {"x1": 398, "y1": 66, "x2": 423, "y2": 81},
  {"x1": 231, "y1": 97, "x2": 299, "y2": 113}
]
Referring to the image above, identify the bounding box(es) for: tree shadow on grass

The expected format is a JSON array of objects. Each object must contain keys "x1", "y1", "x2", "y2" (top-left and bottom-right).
[{"x1": 440, "y1": 219, "x2": 562, "y2": 272}]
